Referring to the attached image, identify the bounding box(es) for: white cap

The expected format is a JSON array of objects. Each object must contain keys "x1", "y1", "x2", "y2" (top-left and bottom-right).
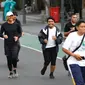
[{"x1": 6, "y1": 11, "x2": 13, "y2": 17}]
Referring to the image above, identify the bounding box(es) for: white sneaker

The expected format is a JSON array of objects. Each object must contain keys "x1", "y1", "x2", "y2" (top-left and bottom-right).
[
  {"x1": 13, "y1": 72, "x2": 19, "y2": 78},
  {"x1": 8, "y1": 73, "x2": 13, "y2": 78}
]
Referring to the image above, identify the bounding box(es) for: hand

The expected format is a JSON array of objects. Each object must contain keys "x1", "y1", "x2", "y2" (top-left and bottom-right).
[
  {"x1": 44, "y1": 39, "x2": 48, "y2": 44},
  {"x1": 73, "y1": 54, "x2": 82, "y2": 61},
  {"x1": 70, "y1": 27, "x2": 75, "y2": 32},
  {"x1": 22, "y1": 32, "x2": 24, "y2": 36},
  {"x1": 3, "y1": 35, "x2": 8, "y2": 39},
  {"x1": 52, "y1": 36, "x2": 57, "y2": 40},
  {"x1": 14, "y1": 36, "x2": 18, "y2": 42}
]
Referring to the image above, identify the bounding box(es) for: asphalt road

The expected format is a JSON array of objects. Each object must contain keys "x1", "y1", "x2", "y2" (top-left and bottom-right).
[
  {"x1": 0, "y1": 39, "x2": 73, "y2": 85},
  {"x1": 0, "y1": 12, "x2": 73, "y2": 85}
]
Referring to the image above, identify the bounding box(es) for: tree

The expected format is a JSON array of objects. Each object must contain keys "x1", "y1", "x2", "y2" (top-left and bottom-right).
[
  {"x1": 42, "y1": 0, "x2": 61, "y2": 17},
  {"x1": 42, "y1": 0, "x2": 50, "y2": 16}
]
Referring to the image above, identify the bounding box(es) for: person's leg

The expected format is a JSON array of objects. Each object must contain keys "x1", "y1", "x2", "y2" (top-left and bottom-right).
[
  {"x1": 12, "y1": 59, "x2": 17, "y2": 70},
  {"x1": 17, "y1": 42, "x2": 21, "y2": 62},
  {"x1": 41, "y1": 48, "x2": 50, "y2": 75},
  {"x1": 50, "y1": 47, "x2": 57, "y2": 79},
  {"x1": 12, "y1": 44, "x2": 20, "y2": 68},
  {"x1": 12, "y1": 58, "x2": 19, "y2": 77},
  {"x1": 81, "y1": 67, "x2": 85, "y2": 84},
  {"x1": 5, "y1": 45, "x2": 13, "y2": 78},
  {"x1": 6, "y1": 56, "x2": 12, "y2": 71},
  {"x1": 6, "y1": 55, "x2": 13, "y2": 78},
  {"x1": 69, "y1": 64, "x2": 84, "y2": 85},
  {"x1": 12, "y1": 45, "x2": 19, "y2": 77}
]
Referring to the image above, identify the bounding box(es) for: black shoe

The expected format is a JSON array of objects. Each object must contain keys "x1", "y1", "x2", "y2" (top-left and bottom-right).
[
  {"x1": 49, "y1": 72, "x2": 55, "y2": 79},
  {"x1": 41, "y1": 66, "x2": 47, "y2": 75}
]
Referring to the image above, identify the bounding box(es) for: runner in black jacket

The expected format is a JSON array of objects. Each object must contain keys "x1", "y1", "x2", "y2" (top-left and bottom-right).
[
  {"x1": 13, "y1": 11, "x2": 24, "y2": 36},
  {"x1": 0, "y1": 11, "x2": 22, "y2": 78},
  {"x1": 13, "y1": 11, "x2": 23, "y2": 62},
  {"x1": 38, "y1": 17, "x2": 63, "y2": 79}
]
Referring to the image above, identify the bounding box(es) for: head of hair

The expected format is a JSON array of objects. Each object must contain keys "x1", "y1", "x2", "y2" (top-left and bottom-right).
[
  {"x1": 13, "y1": 11, "x2": 18, "y2": 16},
  {"x1": 47, "y1": 16, "x2": 55, "y2": 22},
  {"x1": 71, "y1": 13, "x2": 77, "y2": 17},
  {"x1": 76, "y1": 19, "x2": 85, "y2": 27}
]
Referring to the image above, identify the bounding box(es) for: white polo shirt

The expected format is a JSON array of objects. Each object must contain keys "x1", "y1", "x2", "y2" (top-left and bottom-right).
[{"x1": 63, "y1": 32, "x2": 85, "y2": 66}]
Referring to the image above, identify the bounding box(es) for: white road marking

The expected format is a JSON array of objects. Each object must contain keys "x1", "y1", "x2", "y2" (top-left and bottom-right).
[{"x1": 0, "y1": 32, "x2": 62, "y2": 60}]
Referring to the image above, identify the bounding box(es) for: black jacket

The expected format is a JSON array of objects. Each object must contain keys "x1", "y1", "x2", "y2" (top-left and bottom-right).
[
  {"x1": 0, "y1": 22, "x2": 22, "y2": 46},
  {"x1": 38, "y1": 25, "x2": 63, "y2": 51}
]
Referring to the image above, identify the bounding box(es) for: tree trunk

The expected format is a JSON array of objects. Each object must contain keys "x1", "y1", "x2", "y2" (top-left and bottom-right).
[{"x1": 43, "y1": 0, "x2": 50, "y2": 17}]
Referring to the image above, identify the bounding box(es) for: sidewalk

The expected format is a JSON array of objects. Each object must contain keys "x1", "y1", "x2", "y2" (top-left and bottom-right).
[
  {"x1": 17, "y1": 12, "x2": 62, "y2": 34},
  {"x1": 18, "y1": 13, "x2": 42, "y2": 23},
  {"x1": 0, "y1": 11, "x2": 62, "y2": 33},
  {"x1": 22, "y1": 23, "x2": 61, "y2": 35}
]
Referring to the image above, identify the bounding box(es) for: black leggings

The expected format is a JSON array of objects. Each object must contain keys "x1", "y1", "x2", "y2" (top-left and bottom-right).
[
  {"x1": 5, "y1": 44, "x2": 19, "y2": 71},
  {"x1": 43, "y1": 47, "x2": 58, "y2": 66},
  {"x1": 17, "y1": 43, "x2": 21, "y2": 59},
  {"x1": 6, "y1": 56, "x2": 17, "y2": 71}
]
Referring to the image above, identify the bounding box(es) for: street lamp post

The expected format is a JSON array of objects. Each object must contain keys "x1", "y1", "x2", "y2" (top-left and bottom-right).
[
  {"x1": 22, "y1": 0, "x2": 26, "y2": 24},
  {"x1": 60, "y1": 0, "x2": 64, "y2": 32},
  {"x1": 79, "y1": 0, "x2": 82, "y2": 19}
]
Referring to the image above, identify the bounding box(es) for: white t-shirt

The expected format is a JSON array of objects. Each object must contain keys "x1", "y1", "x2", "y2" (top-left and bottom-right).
[
  {"x1": 63, "y1": 32, "x2": 85, "y2": 66},
  {"x1": 46, "y1": 27, "x2": 56, "y2": 48}
]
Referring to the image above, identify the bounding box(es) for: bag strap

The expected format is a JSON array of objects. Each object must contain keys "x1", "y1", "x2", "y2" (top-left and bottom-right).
[{"x1": 67, "y1": 34, "x2": 85, "y2": 58}]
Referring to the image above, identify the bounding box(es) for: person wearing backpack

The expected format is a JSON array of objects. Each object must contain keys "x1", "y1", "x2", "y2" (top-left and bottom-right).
[
  {"x1": 38, "y1": 17, "x2": 63, "y2": 79},
  {"x1": 62, "y1": 20, "x2": 85, "y2": 85}
]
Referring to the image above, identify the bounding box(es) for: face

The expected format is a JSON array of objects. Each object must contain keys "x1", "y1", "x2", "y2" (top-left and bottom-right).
[
  {"x1": 77, "y1": 23, "x2": 85, "y2": 34},
  {"x1": 7, "y1": 15, "x2": 14, "y2": 22},
  {"x1": 71, "y1": 15, "x2": 78, "y2": 23},
  {"x1": 13, "y1": 15, "x2": 17, "y2": 20},
  {"x1": 47, "y1": 19, "x2": 55, "y2": 28}
]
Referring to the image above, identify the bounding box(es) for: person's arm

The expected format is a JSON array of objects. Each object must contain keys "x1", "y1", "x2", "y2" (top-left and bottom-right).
[
  {"x1": 0, "y1": 25, "x2": 4, "y2": 38},
  {"x1": 64, "y1": 24, "x2": 72, "y2": 37},
  {"x1": 16, "y1": 19, "x2": 22, "y2": 31},
  {"x1": 38, "y1": 29, "x2": 47, "y2": 44},
  {"x1": 55, "y1": 28, "x2": 63, "y2": 44},
  {"x1": 52, "y1": 27, "x2": 63, "y2": 44},
  {"x1": 64, "y1": 24, "x2": 76, "y2": 37},
  {"x1": 56, "y1": 33, "x2": 63, "y2": 44},
  {"x1": 17, "y1": 19, "x2": 24, "y2": 36},
  {"x1": 0, "y1": 24, "x2": 8, "y2": 39},
  {"x1": 64, "y1": 31, "x2": 71, "y2": 37},
  {"x1": 64, "y1": 27, "x2": 76, "y2": 37},
  {"x1": 62, "y1": 48, "x2": 75, "y2": 57},
  {"x1": 62, "y1": 34, "x2": 82, "y2": 61},
  {"x1": 0, "y1": 24, "x2": 5, "y2": 38},
  {"x1": 14, "y1": 24, "x2": 22, "y2": 42},
  {"x1": 16, "y1": 24, "x2": 22, "y2": 38},
  {"x1": 62, "y1": 48, "x2": 82, "y2": 61}
]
